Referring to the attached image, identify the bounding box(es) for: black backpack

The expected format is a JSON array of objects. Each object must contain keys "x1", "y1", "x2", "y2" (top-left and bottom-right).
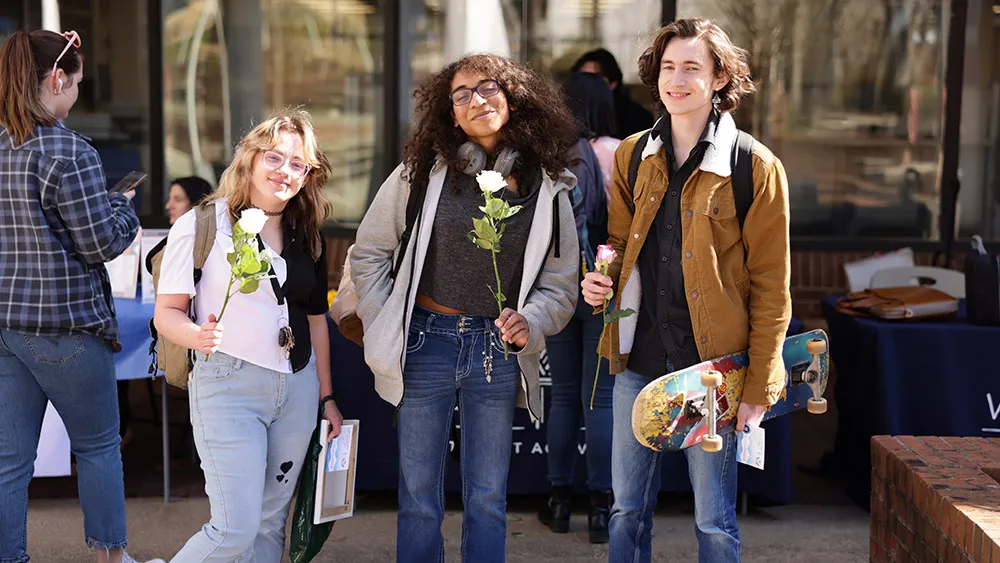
[{"x1": 626, "y1": 129, "x2": 756, "y2": 232}]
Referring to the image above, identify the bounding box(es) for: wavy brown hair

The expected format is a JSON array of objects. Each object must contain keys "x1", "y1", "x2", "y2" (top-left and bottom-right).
[
  {"x1": 0, "y1": 30, "x2": 83, "y2": 145},
  {"x1": 204, "y1": 109, "x2": 332, "y2": 260},
  {"x1": 401, "y1": 54, "x2": 577, "y2": 194},
  {"x1": 638, "y1": 18, "x2": 756, "y2": 113}
]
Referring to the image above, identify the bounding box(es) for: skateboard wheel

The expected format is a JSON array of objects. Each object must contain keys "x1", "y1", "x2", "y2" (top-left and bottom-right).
[
  {"x1": 806, "y1": 338, "x2": 827, "y2": 355},
  {"x1": 807, "y1": 397, "x2": 827, "y2": 414},
  {"x1": 701, "y1": 371, "x2": 722, "y2": 388},
  {"x1": 701, "y1": 435, "x2": 723, "y2": 452}
]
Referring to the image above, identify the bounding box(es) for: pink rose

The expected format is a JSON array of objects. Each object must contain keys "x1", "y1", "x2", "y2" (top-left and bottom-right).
[{"x1": 596, "y1": 244, "x2": 617, "y2": 264}]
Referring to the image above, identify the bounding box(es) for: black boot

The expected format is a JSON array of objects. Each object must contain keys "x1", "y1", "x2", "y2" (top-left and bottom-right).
[
  {"x1": 538, "y1": 483, "x2": 572, "y2": 533},
  {"x1": 588, "y1": 490, "x2": 611, "y2": 544}
]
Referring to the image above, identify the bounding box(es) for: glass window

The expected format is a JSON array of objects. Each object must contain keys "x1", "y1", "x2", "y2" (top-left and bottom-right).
[
  {"x1": 958, "y1": 0, "x2": 1000, "y2": 240},
  {"x1": 528, "y1": 0, "x2": 661, "y2": 140},
  {"x1": 162, "y1": 0, "x2": 384, "y2": 225},
  {"x1": 680, "y1": 0, "x2": 947, "y2": 240},
  {"x1": 1, "y1": 0, "x2": 155, "y2": 221}
]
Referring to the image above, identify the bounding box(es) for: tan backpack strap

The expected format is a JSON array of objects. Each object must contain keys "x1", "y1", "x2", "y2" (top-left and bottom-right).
[{"x1": 192, "y1": 204, "x2": 217, "y2": 269}]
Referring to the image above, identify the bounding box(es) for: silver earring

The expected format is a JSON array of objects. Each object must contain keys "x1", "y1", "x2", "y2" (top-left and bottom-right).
[{"x1": 712, "y1": 92, "x2": 721, "y2": 108}]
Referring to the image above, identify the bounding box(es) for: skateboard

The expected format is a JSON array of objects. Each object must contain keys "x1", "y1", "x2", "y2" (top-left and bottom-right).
[{"x1": 630, "y1": 329, "x2": 830, "y2": 453}]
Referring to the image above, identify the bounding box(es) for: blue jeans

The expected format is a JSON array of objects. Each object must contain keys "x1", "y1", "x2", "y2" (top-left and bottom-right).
[
  {"x1": 170, "y1": 352, "x2": 319, "y2": 563},
  {"x1": 396, "y1": 306, "x2": 519, "y2": 563},
  {"x1": 543, "y1": 296, "x2": 613, "y2": 492},
  {"x1": 609, "y1": 368, "x2": 739, "y2": 563},
  {"x1": 0, "y1": 330, "x2": 127, "y2": 563}
]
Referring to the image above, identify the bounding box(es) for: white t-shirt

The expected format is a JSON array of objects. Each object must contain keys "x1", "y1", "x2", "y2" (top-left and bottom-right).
[{"x1": 157, "y1": 199, "x2": 292, "y2": 373}]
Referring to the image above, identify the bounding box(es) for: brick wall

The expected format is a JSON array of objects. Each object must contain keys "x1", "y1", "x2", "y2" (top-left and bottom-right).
[
  {"x1": 871, "y1": 436, "x2": 1000, "y2": 563},
  {"x1": 326, "y1": 236, "x2": 962, "y2": 320}
]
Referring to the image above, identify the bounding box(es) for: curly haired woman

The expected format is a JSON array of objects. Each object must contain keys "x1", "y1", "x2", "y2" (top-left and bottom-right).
[{"x1": 349, "y1": 54, "x2": 580, "y2": 562}]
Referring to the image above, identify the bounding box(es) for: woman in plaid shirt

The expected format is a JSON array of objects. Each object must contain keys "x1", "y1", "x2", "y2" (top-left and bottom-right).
[{"x1": 0, "y1": 30, "x2": 162, "y2": 563}]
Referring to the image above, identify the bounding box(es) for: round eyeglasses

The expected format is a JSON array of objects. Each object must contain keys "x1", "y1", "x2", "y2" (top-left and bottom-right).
[
  {"x1": 260, "y1": 150, "x2": 311, "y2": 179},
  {"x1": 450, "y1": 79, "x2": 501, "y2": 106}
]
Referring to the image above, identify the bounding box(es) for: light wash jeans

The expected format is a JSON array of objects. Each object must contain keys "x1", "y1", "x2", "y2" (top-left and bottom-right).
[
  {"x1": 396, "y1": 306, "x2": 520, "y2": 563},
  {"x1": 0, "y1": 330, "x2": 127, "y2": 563},
  {"x1": 170, "y1": 352, "x2": 319, "y2": 563},
  {"x1": 609, "y1": 367, "x2": 740, "y2": 563}
]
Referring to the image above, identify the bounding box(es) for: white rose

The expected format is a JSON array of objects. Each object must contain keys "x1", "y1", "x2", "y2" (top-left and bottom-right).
[
  {"x1": 476, "y1": 170, "x2": 507, "y2": 194},
  {"x1": 238, "y1": 208, "x2": 268, "y2": 234}
]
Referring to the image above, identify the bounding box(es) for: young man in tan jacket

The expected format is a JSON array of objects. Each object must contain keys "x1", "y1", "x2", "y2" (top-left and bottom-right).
[{"x1": 581, "y1": 18, "x2": 792, "y2": 563}]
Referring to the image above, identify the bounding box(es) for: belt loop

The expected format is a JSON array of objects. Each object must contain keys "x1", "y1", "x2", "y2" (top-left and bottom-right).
[
  {"x1": 425, "y1": 312, "x2": 435, "y2": 332},
  {"x1": 233, "y1": 356, "x2": 243, "y2": 370}
]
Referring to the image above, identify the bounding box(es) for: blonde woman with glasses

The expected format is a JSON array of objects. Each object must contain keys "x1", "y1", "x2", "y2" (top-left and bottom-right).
[
  {"x1": 154, "y1": 110, "x2": 342, "y2": 562},
  {"x1": 0, "y1": 29, "x2": 163, "y2": 563}
]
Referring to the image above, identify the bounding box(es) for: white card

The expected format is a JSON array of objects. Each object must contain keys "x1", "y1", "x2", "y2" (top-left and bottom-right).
[{"x1": 736, "y1": 424, "x2": 765, "y2": 470}]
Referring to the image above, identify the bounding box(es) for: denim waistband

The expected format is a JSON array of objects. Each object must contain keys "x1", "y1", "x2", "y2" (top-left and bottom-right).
[{"x1": 411, "y1": 305, "x2": 495, "y2": 335}]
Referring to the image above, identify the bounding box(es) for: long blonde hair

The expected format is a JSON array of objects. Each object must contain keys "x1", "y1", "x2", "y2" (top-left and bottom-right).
[{"x1": 205, "y1": 109, "x2": 332, "y2": 259}]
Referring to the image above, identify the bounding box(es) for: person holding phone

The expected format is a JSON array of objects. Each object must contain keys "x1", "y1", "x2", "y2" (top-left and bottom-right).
[{"x1": 0, "y1": 30, "x2": 162, "y2": 563}]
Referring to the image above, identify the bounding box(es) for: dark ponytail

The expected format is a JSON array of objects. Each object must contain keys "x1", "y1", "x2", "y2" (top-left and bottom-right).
[{"x1": 0, "y1": 30, "x2": 82, "y2": 145}]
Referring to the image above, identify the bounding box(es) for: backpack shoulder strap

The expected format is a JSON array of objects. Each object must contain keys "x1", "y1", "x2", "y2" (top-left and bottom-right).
[
  {"x1": 627, "y1": 131, "x2": 651, "y2": 198},
  {"x1": 392, "y1": 167, "x2": 429, "y2": 279},
  {"x1": 731, "y1": 130, "x2": 755, "y2": 231},
  {"x1": 192, "y1": 203, "x2": 217, "y2": 271}
]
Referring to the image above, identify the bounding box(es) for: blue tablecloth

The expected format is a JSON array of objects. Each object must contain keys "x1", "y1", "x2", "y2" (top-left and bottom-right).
[
  {"x1": 113, "y1": 297, "x2": 156, "y2": 380},
  {"x1": 329, "y1": 316, "x2": 805, "y2": 505},
  {"x1": 821, "y1": 295, "x2": 1000, "y2": 510}
]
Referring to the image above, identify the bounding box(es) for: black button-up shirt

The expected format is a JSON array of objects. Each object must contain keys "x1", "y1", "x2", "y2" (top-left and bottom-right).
[
  {"x1": 627, "y1": 111, "x2": 720, "y2": 379},
  {"x1": 276, "y1": 222, "x2": 330, "y2": 373}
]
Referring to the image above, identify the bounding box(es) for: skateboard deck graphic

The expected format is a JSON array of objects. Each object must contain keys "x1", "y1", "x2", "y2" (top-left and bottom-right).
[{"x1": 631, "y1": 329, "x2": 830, "y2": 452}]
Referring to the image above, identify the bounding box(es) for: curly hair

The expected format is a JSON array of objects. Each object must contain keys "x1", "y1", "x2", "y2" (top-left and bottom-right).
[
  {"x1": 401, "y1": 54, "x2": 577, "y2": 194},
  {"x1": 638, "y1": 18, "x2": 756, "y2": 113},
  {"x1": 205, "y1": 108, "x2": 332, "y2": 260}
]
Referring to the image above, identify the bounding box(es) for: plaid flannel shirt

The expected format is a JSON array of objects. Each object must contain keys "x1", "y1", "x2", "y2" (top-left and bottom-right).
[{"x1": 0, "y1": 123, "x2": 140, "y2": 347}]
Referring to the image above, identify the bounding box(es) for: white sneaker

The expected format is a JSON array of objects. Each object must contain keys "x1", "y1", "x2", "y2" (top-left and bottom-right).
[{"x1": 121, "y1": 553, "x2": 166, "y2": 563}]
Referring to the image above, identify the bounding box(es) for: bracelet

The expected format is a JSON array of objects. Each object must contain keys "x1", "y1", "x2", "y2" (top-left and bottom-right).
[{"x1": 319, "y1": 393, "x2": 337, "y2": 409}]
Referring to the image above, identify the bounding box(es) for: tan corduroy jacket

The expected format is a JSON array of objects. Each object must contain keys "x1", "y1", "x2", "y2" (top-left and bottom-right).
[{"x1": 601, "y1": 112, "x2": 792, "y2": 406}]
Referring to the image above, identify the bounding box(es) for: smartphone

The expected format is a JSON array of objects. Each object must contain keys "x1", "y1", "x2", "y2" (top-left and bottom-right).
[{"x1": 110, "y1": 171, "x2": 147, "y2": 195}]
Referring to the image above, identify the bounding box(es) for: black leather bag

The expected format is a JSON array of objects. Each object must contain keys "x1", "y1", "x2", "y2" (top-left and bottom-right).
[{"x1": 964, "y1": 235, "x2": 1000, "y2": 326}]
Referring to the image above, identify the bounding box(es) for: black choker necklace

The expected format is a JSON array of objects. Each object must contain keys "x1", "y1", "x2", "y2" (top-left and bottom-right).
[{"x1": 248, "y1": 204, "x2": 283, "y2": 217}]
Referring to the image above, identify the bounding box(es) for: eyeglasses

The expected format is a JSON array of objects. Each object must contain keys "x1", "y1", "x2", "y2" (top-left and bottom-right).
[
  {"x1": 260, "y1": 150, "x2": 311, "y2": 179},
  {"x1": 52, "y1": 31, "x2": 81, "y2": 78},
  {"x1": 450, "y1": 79, "x2": 501, "y2": 106}
]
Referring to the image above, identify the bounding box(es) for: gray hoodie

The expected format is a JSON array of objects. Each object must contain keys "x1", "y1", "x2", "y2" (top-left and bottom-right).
[{"x1": 350, "y1": 157, "x2": 579, "y2": 421}]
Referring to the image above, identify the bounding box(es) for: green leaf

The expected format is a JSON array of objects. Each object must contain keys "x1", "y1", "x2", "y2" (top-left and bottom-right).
[
  {"x1": 226, "y1": 251, "x2": 237, "y2": 267},
  {"x1": 485, "y1": 198, "x2": 504, "y2": 217},
  {"x1": 232, "y1": 222, "x2": 245, "y2": 238},
  {"x1": 473, "y1": 216, "x2": 498, "y2": 243},
  {"x1": 467, "y1": 232, "x2": 478, "y2": 244},
  {"x1": 239, "y1": 278, "x2": 259, "y2": 294},
  {"x1": 498, "y1": 223, "x2": 506, "y2": 236},
  {"x1": 503, "y1": 205, "x2": 523, "y2": 220},
  {"x1": 239, "y1": 244, "x2": 255, "y2": 266},
  {"x1": 496, "y1": 292, "x2": 506, "y2": 303},
  {"x1": 475, "y1": 238, "x2": 493, "y2": 250},
  {"x1": 606, "y1": 308, "x2": 637, "y2": 322}
]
